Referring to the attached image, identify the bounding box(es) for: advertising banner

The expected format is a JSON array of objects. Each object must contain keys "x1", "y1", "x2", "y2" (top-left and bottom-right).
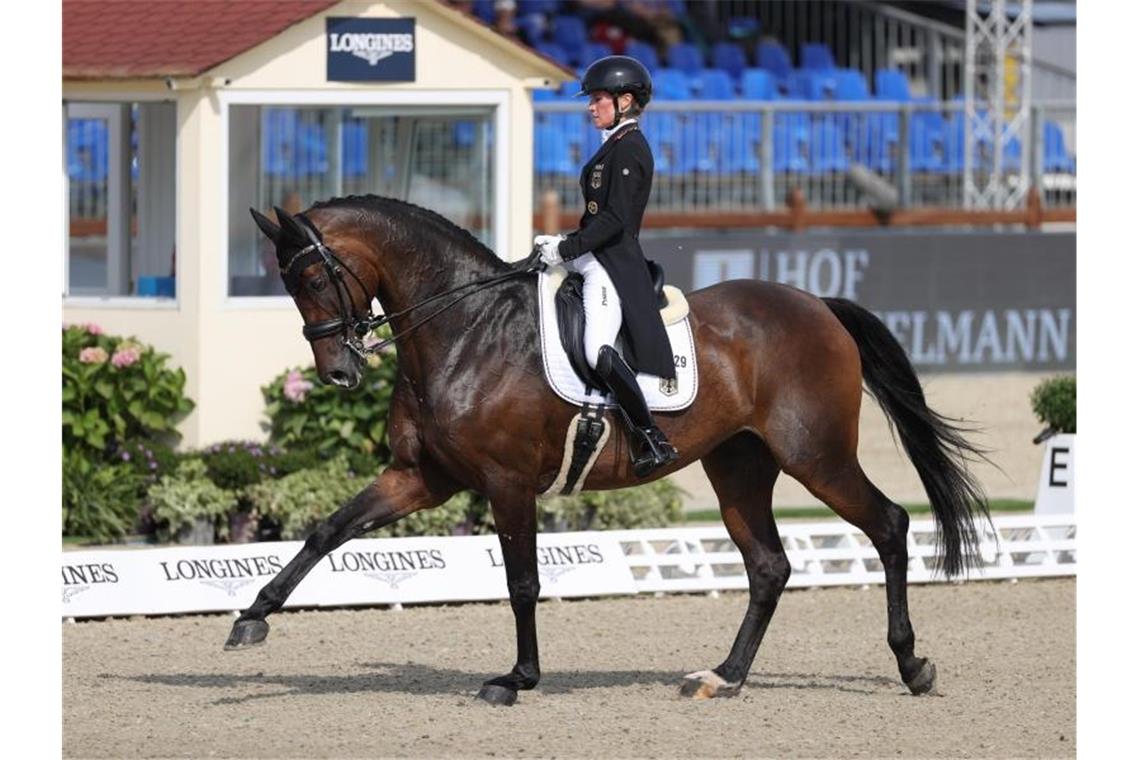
[
  {"x1": 326, "y1": 17, "x2": 415, "y2": 82},
  {"x1": 641, "y1": 230, "x2": 1075, "y2": 372},
  {"x1": 61, "y1": 533, "x2": 635, "y2": 619}
]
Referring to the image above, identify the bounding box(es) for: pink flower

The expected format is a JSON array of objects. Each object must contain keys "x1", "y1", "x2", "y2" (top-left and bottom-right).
[
  {"x1": 283, "y1": 370, "x2": 313, "y2": 403},
  {"x1": 111, "y1": 345, "x2": 141, "y2": 368},
  {"x1": 79, "y1": 346, "x2": 108, "y2": 364},
  {"x1": 84, "y1": 323, "x2": 104, "y2": 336}
]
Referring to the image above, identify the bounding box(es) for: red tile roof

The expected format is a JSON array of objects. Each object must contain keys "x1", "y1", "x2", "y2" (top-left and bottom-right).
[{"x1": 63, "y1": 0, "x2": 341, "y2": 79}]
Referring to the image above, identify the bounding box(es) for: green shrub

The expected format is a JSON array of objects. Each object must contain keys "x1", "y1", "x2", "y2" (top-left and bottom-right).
[
  {"x1": 62, "y1": 323, "x2": 194, "y2": 458},
  {"x1": 244, "y1": 457, "x2": 373, "y2": 540},
  {"x1": 147, "y1": 459, "x2": 237, "y2": 543},
  {"x1": 115, "y1": 439, "x2": 181, "y2": 486},
  {"x1": 261, "y1": 337, "x2": 399, "y2": 462},
  {"x1": 1030, "y1": 375, "x2": 1076, "y2": 434},
  {"x1": 63, "y1": 452, "x2": 145, "y2": 543},
  {"x1": 538, "y1": 479, "x2": 686, "y2": 532},
  {"x1": 198, "y1": 440, "x2": 285, "y2": 490}
]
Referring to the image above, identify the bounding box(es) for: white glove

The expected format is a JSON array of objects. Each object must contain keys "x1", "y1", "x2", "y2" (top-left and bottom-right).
[{"x1": 533, "y1": 234, "x2": 566, "y2": 266}]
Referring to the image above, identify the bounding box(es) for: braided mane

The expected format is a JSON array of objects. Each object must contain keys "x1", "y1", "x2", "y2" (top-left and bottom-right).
[{"x1": 309, "y1": 194, "x2": 507, "y2": 271}]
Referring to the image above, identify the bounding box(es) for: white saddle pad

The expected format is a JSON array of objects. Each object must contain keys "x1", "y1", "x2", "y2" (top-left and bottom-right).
[{"x1": 537, "y1": 266, "x2": 698, "y2": 412}]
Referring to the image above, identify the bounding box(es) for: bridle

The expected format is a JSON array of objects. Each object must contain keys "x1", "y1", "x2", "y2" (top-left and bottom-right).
[{"x1": 280, "y1": 215, "x2": 543, "y2": 359}]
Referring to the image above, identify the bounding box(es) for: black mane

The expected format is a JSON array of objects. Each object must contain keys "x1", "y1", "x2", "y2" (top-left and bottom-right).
[{"x1": 309, "y1": 194, "x2": 507, "y2": 272}]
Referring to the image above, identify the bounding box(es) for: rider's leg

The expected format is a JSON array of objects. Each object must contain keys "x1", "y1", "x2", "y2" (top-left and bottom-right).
[{"x1": 577, "y1": 255, "x2": 678, "y2": 477}]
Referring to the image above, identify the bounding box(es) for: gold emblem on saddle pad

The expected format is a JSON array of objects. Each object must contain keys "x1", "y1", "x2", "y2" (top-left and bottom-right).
[
  {"x1": 587, "y1": 200, "x2": 598, "y2": 214},
  {"x1": 591, "y1": 163, "x2": 603, "y2": 189},
  {"x1": 660, "y1": 377, "x2": 679, "y2": 396}
]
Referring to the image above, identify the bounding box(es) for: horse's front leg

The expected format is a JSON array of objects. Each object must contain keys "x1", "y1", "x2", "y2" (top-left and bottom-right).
[
  {"x1": 224, "y1": 464, "x2": 454, "y2": 650},
  {"x1": 476, "y1": 487, "x2": 541, "y2": 707}
]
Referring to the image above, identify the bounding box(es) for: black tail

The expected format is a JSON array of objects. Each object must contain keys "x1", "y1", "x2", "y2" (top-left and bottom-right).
[{"x1": 823, "y1": 297, "x2": 992, "y2": 577}]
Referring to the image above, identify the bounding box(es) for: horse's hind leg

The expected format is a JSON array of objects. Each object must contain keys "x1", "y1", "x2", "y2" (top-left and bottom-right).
[
  {"x1": 681, "y1": 431, "x2": 785, "y2": 699},
  {"x1": 225, "y1": 465, "x2": 452, "y2": 650},
  {"x1": 793, "y1": 461, "x2": 937, "y2": 695}
]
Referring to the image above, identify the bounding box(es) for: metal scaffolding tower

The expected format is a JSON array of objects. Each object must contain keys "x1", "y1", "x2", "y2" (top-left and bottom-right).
[{"x1": 964, "y1": 0, "x2": 1033, "y2": 209}]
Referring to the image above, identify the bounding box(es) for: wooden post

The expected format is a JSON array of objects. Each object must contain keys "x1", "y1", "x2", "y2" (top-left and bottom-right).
[
  {"x1": 541, "y1": 189, "x2": 561, "y2": 234},
  {"x1": 787, "y1": 187, "x2": 806, "y2": 232},
  {"x1": 1026, "y1": 185, "x2": 1043, "y2": 229}
]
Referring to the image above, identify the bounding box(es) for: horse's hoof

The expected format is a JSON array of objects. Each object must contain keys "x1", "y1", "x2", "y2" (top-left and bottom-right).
[
  {"x1": 905, "y1": 659, "x2": 938, "y2": 696},
  {"x1": 476, "y1": 684, "x2": 518, "y2": 707},
  {"x1": 224, "y1": 618, "x2": 269, "y2": 651},
  {"x1": 679, "y1": 670, "x2": 742, "y2": 699}
]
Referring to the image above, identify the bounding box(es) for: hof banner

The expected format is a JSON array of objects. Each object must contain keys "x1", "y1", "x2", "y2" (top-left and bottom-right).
[
  {"x1": 62, "y1": 533, "x2": 635, "y2": 619},
  {"x1": 326, "y1": 17, "x2": 415, "y2": 82},
  {"x1": 642, "y1": 230, "x2": 1076, "y2": 372}
]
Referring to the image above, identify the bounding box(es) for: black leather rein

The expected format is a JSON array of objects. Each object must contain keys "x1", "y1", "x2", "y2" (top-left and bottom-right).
[{"x1": 282, "y1": 216, "x2": 544, "y2": 359}]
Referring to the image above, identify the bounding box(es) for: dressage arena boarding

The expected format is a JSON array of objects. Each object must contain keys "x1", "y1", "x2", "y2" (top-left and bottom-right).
[{"x1": 63, "y1": 515, "x2": 1076, "y2": 758}]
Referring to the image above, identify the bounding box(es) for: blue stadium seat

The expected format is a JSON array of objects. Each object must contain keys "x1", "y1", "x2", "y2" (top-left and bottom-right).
[
  {"x1": 516, "y1": 14, "x2": 546, "y2": 45},
  {"x1": 341, "y1": 119, "x2": 367, "y2": 177},
  {"x1": 712, "y1": 42, "x2": 748, "y2": 82},
  {"x1": 800, "y1": 42, "x2": 837, "y2": 70},
  {"x1": 624, "y1": 40, "x2": 660, "y2": 73},
  {"x1": 581, "y1": 42, "x2": 614, "y2": 66},
  {"x1": 644, "y1": 112, "x2": 684, "y2": 175},
  {"x1": 772, "y1": 118, "x2": 809, "y2": 173},
  {"x1": 552, "y1": 16, "x2": 588, "y2": 52},
  {"x1": 519, "y1": 0, "x2": 560, "y2": 14},
  {"x1": 535, "y1": 123, "x2": 577, "y2": 175},
  {"x1": 675, "y1": 115, "x2": 720, "y2": 173},
  {"x1": 756, "y1": 40, "x2": 793, "y2": 81},
  {"x1": 652, "y1": 68, "x2": 691, "y2": 100},
  {"x1": 691, "y1": 69, "x2": 735, "y2": 100},
  {"x1": 667, "y1": 42, "x2": 704, "y2": 77},
  {"x1": 557, "y1": 80, "x2": 581, "y2": 98},
  {"x1": 471, "y1": 0, "x2": 495, "y2": 25},
  {"x1": 726, "y1": 16, "x2": 761, "y2": 41},
  {"x1": 536, "y1": 41, "x2": 571, "y2": 67},
  {"x1": 908, "y1": 111, "x2": 946, "y2": 172},
  {"x1": 1044, "y1": 121, "x2": 1076, "y2": 173},
  {"x1": 808, "y1": 119, "x2": 848, "y2": 172},
  {"x1": 835, "y1": 69, "x2": 870, "y2": 101},
  {"x1": 719, "y1": 114, "x2": 761, "y2": 173},
  {"x1": 67, "y1": 119, "x2": 109, "y2": 182},
  {"x1": 875, "y1": 69, "x2": 911, "y2": 101},
  {"x1": 741, "y1": 68, "x2": 777, "y2": 99}
]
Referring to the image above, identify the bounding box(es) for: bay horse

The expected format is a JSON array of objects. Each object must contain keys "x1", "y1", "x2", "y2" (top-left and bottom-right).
[{"x1": 227, "y1": 195, "x2": 990, "y2": 706}]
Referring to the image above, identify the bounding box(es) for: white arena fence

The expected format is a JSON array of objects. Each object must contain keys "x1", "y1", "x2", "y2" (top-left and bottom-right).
[{"x1": 61, "y1": 514, "x2": 1074, "y2": 620}]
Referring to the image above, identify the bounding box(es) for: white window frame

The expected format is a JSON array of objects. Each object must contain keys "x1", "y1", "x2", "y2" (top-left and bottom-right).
[
  {"x1": 219, "y1": 89, "x2": 510, "y2": 310},
  {"x1": 62, "y1": 93, "x2": 180, "y2": 310}
]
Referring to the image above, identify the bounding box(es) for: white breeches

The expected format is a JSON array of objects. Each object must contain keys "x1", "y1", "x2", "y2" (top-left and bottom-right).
[{"x1": 564, "y1": 253, "x2": 622, "y2": 369}]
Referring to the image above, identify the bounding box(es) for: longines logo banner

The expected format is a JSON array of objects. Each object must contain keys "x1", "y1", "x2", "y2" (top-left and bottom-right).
[
  {"x1": 61, "y1": 535, "x2": 635, "y2": 618},
  {"x1": 327, "y1": 17, "x2": 415, "y2": 82},
  {"x1": 642, "y1": 230, "x2": 1076, "y2": 372}
]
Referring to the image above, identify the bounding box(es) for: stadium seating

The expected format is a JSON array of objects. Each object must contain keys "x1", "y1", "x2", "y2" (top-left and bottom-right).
[
  {"x1": 712, "y1": 42, "x2": 749, "y2": 82},
  {"x1": 800, "y1": 42, "x2": 837, "y2": 70},
  {"x1": 552, "y1": 15, "x2": 588, "y2": 52},
  {"x1": 741, "y1": 68, "x2": 777, "y2": 100},
  {"x1": 667, "y1": 42, "x2": 705, "y2": 77},
  {"x1": 535, "y1": 41, "x2": 571, "y2": 67},
  {"x1": 690, "y1": 69, "x2": 735, "y2": 100},
  {"x1": 875, "y1": 69, "x2": 911, "y2": 101},
  {"x1": 1044, "y1": 121, "x2": 1076, "y2": 172},
  {"x1": 624, "y1": 40, "x2": 660, "y2": 72},
  {"x1": 652, "y1": 68, "x2": 691, "y2": 100},
  {"x1": 756, "y1": 40, "x2": 794, "y2": 82}
]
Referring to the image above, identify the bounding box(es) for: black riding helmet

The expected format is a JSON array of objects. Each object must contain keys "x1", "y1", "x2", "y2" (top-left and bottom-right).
[{"x1": 577, "y1": 55, "x2": 653, "y2": 128}]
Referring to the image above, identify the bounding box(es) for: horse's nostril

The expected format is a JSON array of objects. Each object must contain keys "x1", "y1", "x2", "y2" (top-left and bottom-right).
[{"x1": 329, "y1": 370, "x2": 349, "y2": 385}]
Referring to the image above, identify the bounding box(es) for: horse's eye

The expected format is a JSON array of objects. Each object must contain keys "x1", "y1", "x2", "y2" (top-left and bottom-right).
[{"x1": 308, "y1": 276, "x2": 327, "y2": 293}]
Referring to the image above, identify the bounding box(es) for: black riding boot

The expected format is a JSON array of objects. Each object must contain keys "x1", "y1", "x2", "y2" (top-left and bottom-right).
[{"x1": 596, "y1": 346, "x2": 679, "y2": 478}]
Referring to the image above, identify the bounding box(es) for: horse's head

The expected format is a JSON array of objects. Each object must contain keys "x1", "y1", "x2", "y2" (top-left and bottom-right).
[{"x1": 250, "y1": 206, "x2": 377, "y2": 389}]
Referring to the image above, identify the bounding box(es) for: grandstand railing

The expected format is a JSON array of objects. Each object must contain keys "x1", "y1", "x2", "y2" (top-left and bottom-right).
[{"x1": 535, "y1": 99, "x2": 1076, "y2": 224}]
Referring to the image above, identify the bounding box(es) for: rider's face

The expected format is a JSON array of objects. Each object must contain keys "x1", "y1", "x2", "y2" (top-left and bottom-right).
[{"x1": 587, "y1": 91, "x2": 633, "y2": 129}]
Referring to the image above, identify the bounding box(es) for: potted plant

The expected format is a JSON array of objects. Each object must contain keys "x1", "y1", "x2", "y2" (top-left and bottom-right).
[
  {"x1": 147, "y1": 459, "x2": 236, "y2": 544},
  {"x1": 1030, "y1": 375, "x2": 1076, "y2": 515}
]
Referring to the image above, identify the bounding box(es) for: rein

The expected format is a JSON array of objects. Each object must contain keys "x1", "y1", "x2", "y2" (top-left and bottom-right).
[{"x1": 283, "y1": 216, "x2": 543, "y2": 359}]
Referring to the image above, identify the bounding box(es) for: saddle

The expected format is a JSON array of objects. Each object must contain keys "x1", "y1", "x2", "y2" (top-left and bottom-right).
[
  {"x1": 538, "y1": 260, "x2": 697, "y2": 413},
  {"x1": 554, "y1": 260, "x2": 689, "y2": 392}
]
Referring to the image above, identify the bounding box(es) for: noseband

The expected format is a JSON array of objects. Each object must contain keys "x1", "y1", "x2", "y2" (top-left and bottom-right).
[{"x1": 281, "y1": 215, "x2": 543, "y2": 358}]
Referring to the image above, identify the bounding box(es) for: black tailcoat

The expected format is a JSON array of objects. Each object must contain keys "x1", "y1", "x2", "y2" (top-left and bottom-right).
[{"x1": 557, "y1": 123, "x2": 676, "y2": 380}]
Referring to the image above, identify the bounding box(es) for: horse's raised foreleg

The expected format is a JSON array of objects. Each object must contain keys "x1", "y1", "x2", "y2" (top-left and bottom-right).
[
  {"x1": 682, "y1": 432, "x2": 785, "y2": 699},
  {"x1": 224, "y1": 465, "x2": 453, "y2": 650},
  {"x1": 476, "y1": 488, "x2": 541, "y2": 707}
]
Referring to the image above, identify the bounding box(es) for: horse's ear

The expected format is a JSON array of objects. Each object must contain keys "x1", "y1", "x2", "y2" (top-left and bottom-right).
[
  {"x1": 274, "y1": 206, "x2": 310, "y2": 245},
  {"x1": 249, "y1": 208, "x2": 281, "y2": 244}
]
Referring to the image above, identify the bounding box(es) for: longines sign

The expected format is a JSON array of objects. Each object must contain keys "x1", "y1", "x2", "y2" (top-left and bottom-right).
[
  {"x1": 642, "y1": 230, "x2": 1076, "y2": 372},
  {"x1": 61, "y1": 534, "x2": 636, "y2": 619},
  {"x1": 326, "y1": 17, "x2": 415, "y2": 82}
]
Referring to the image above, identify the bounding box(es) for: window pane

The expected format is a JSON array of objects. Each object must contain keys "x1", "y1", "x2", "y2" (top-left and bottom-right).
[
  {"x1": 65, "y1": 101, "x2": 176, "y2": 298},
  {"x1": 228, "y1": 105, "x2": 496, "y2": 296}
]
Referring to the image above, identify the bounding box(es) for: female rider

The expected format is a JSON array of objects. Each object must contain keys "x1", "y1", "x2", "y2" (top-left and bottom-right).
[{"x1": 533, "y1": 55, "x2": 678, "y2": 477}]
